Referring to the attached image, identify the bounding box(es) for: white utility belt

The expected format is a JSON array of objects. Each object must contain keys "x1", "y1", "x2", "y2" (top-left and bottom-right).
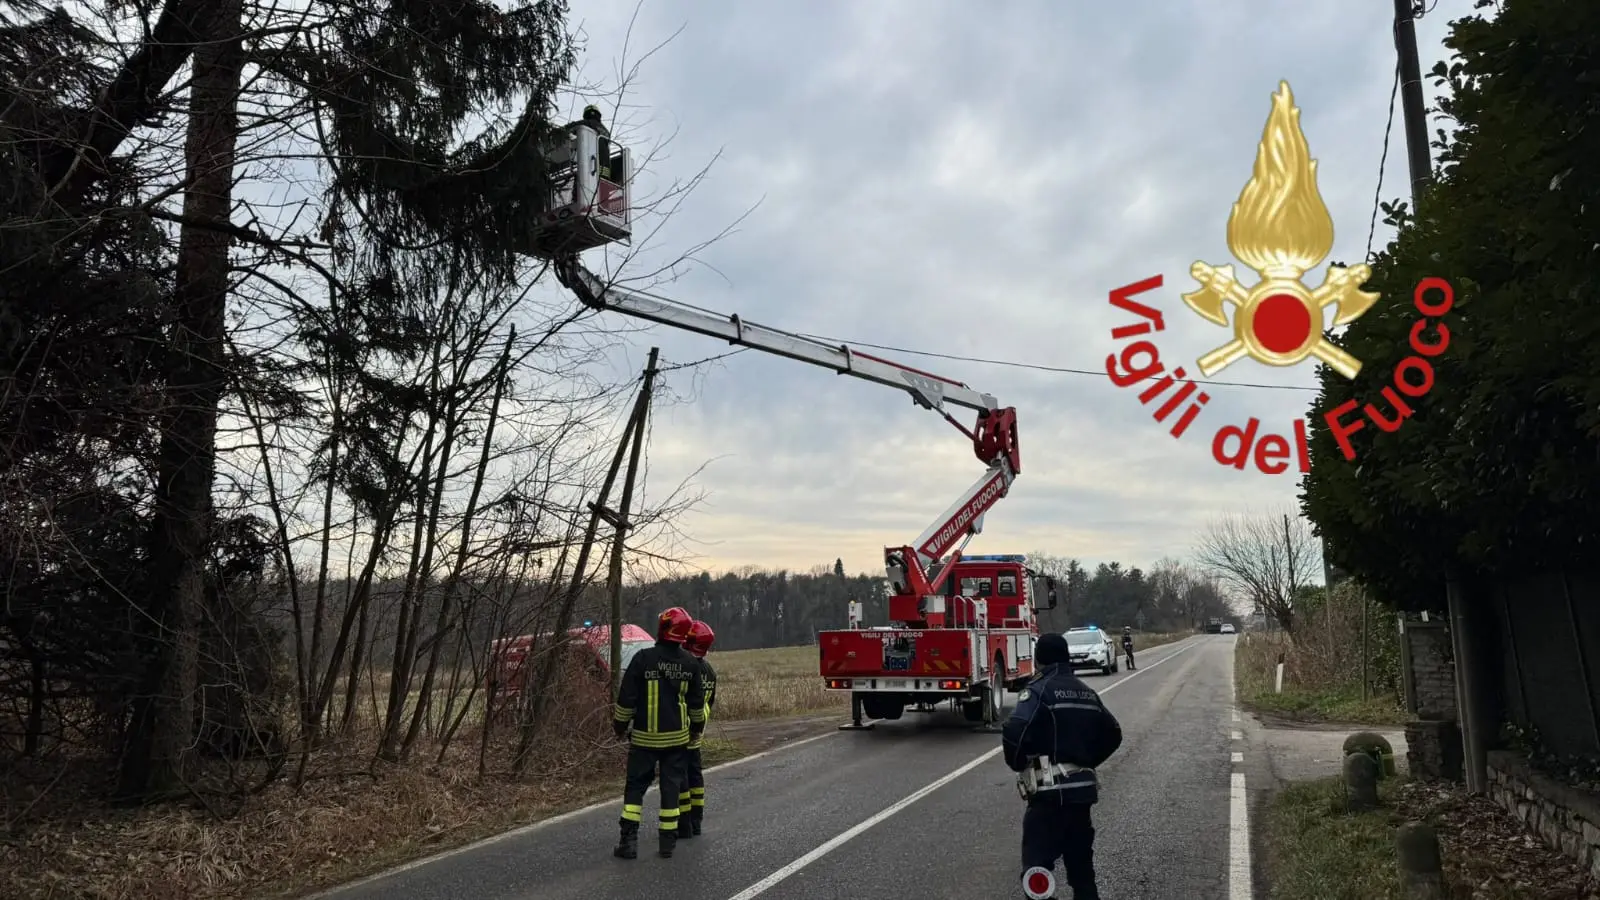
[{"x1": 1016, "y1": 757, "x2": 1091, "y2": 799}]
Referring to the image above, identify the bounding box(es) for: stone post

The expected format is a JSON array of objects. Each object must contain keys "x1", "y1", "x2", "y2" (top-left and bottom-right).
[{"x1": 1396, "y1": 821, "x2": 1445, "y2": 898}]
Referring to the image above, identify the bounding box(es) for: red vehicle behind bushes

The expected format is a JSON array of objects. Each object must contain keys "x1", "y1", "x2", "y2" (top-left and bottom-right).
[{"x1": 487, "y1": 623, "x2": 653, "y2": 708}]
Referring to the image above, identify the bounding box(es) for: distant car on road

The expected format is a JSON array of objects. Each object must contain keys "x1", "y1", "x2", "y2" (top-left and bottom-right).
[
  {"x1": 1063, "y1": 626, "x2": 1118, "y2": 675},
  {"x1": 1219, "y1": 623, "x2": 1236, "y2": 634}
]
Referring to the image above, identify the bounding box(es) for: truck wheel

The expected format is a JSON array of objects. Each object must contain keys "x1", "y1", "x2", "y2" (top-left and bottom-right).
[{"x1": 987, "y1": 653, "x2": 1007, "y2": 722}]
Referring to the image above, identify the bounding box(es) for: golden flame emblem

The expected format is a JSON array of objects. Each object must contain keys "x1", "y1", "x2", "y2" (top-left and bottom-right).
[{"x1": 1181, "y1": 81, "x2": 1379, "y2": 379}]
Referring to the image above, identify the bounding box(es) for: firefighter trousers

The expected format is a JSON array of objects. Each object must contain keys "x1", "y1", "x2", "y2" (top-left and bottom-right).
[
  {"x1": 1022, "y1": 797, "x2": 1098, "y2": 899},
  {"x1": 678, "y1": 746, "x2": 705, "y2": 821},
  {"x1": 620, "y1": 745, "x2": 688, "y2": 834}
]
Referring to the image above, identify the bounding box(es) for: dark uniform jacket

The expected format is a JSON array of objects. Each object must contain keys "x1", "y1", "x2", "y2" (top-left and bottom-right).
[
  {"x1": 687, "y1": 658, "x2": 717, "y2": 750},
  {"x1": 613, "y1": 641, "x2": 706, "y2": 749},
  {"x1": 1121, "y1": 633, "x2": 1134, "y2": 649},
  {"x1": 1001, "y1": 663, "x2": 1123, "y2": 804}
]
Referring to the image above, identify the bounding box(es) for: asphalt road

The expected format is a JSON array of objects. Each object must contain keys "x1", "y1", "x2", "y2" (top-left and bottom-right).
[{"x1": 311, "y1": 635, "x2": 1242, "y2": 900}]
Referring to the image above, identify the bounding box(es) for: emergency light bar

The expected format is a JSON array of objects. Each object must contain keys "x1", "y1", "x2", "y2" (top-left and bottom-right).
[{"x1": 958, "y1": 554, "x2": 1027, "y2": 562}]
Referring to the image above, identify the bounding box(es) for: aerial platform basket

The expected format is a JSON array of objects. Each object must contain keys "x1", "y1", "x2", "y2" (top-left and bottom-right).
[{"x1": 522, "y1": 123, "x2": 632, "y2": 259}]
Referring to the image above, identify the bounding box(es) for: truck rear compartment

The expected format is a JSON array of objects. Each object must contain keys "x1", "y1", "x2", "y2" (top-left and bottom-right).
[
  {"x1": 819, "y1": 628, "x2": 974, "y2": 681},
  {"x1": 820, "y1": 628, "x2": 989, "y2": 721}
]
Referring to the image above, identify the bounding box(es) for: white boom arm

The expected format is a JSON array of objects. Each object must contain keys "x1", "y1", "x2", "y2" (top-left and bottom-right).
[
  {"x1": 556, "y1": 262, "x2": 997, "y2": 415},
  {"x1": 555, "y1": 259, "x2": 1022, "y2": 600}
]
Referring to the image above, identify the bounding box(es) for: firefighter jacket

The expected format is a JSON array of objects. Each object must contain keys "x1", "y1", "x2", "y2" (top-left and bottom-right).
[
  {"x1": 1001, "y1": 663, "x2": 1123, "y2": 804},
  {"x1": 687, "y1": 658, "x2": 717, "y2": 750},
  {"x1": 613, "y1": 641, "x2": 706, "y2": 749}
]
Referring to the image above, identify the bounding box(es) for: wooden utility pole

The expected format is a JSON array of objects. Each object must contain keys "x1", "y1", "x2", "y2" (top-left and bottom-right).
[
  {"x1": 605, "y1": 348, "x2": 658, "y2": 698},
  {"x1": 513, "y1": 349, "x2": 657, "y2": 772},
  {"x1": 1362, "y1": 587, "x2": 1371, "y2": 700},
  {"x1": 1393, "y1": 0, "x2": 1434, "y2": 203},
  {"x1": 1394, "y1": 0, "x2": 1492, "y2": 793}
]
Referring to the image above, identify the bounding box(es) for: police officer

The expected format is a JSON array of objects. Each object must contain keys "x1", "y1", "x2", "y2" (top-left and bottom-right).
[
  {"x1": 1002, "y1": 632, "x2": 1123, "y2": 900},
  {"x1": 677, "y1": 620, "x2": 718, "y2": 837},
  {"x1": 612, "y1": 607, "x2": 706, "y2": 860},
  {"x1": 1121, "y1": 626, "x2": 1136, "y2": 670}
]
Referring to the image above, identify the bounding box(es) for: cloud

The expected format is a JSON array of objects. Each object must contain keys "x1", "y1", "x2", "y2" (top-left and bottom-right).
[{"x1": 552, "y1": 0, "x2": 1473, "y2": 574}]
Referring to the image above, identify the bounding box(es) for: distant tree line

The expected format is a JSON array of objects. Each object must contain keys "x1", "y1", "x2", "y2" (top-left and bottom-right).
[{"x1": 612, "y1": 554, "x2": 1236, "y2": 651}]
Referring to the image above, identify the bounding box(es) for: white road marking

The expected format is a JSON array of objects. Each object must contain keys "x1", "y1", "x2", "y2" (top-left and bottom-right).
[
  {"x1": 1232, "y1": 710, "x2": 1241, "y2": 723},
  {"x1": 722, "y1": 637, "x2": 1203, "y2": 900},
  {"x1": 1231, "y1": 730, "x2": 1243, "y2": 741},
  {"x1": 305, "y1": 725, "x2": 857, "y2": 898},
  {"x1": 725, "y1": 744, "x2": 1004, "y2": 900},
  {"x1": 1231, "y1": 751, "x2": 1244, "y2": 763},
  {"x1": 1229, "y1": 771, "x2": 1253, "y2": 900}
]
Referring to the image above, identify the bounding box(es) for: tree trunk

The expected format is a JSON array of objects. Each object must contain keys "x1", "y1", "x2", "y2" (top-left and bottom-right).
[{"x1": 116, "y1": 0, "x2": 243, "y2": 803}]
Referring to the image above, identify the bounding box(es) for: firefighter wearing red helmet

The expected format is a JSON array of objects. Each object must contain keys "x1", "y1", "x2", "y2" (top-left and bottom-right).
[
  {"x1": 612, "y1": 606, "x2": 706, "y2": 860},
  {"x1": 676, "y1": 620, "x2": 717, "y2": 838}
]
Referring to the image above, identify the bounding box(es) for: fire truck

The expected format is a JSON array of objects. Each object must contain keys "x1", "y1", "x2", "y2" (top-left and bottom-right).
[
  {"x1": 821, "y1": 554, "x2": 1058, "y2": 730},
  {"x1": 519, "y1": 120, "x2": 1056, "y2": 733}
]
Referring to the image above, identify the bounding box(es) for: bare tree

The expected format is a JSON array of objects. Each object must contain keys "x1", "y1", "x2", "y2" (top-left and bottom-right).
[{"x1": 1194, "y1": 511, "x2": 1319, "y2": 636}]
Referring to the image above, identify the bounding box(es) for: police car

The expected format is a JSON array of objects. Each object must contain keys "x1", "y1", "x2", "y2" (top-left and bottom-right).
[{"x1": 1063, "y1": 626, "x2": 1118, "y2": 675}]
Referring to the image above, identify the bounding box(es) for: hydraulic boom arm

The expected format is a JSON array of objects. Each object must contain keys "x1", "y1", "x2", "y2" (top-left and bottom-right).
[{"x1": 555, "y1": 259, "x2": 1021, "y2": 602}]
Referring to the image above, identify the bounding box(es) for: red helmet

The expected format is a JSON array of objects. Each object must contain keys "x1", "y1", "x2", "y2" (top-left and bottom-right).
[
  {"x1": 685, "y1": 621, "x2": 715, "y2": 658},
  {"x1": 657, "y1": 607, "x2": 693, "y2": 644}
]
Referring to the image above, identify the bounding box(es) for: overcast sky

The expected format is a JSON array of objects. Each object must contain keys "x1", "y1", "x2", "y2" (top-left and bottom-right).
[{"x1": 539, "y1": 0, "x2": 1469, "y2": 576}]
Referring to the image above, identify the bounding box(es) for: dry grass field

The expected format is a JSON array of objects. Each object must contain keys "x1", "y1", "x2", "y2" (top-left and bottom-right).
[{"x1": 708, "y1": 644, "x2": 845, "y2": 720}]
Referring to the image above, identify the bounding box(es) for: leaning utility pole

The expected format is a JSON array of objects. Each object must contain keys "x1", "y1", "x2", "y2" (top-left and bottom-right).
[
  {"x1": 1393, "y1": 0, "x2": 1433, "y2": 204},
  {"x1": 1394, "y1": 0, "x2": 1489, "y2": 794},
  {"x1": 605, "y1": 348, "x2": 659, "y2": 697}
]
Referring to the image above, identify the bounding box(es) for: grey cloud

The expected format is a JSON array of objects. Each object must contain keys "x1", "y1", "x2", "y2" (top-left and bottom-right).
[{"x1": 565, "y1": 0, "x2": 1472, "y2": 573}]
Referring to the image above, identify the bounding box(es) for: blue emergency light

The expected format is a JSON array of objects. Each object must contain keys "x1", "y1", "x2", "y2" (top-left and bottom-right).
[
  {"x1": 582, "y1": 619, "x2": 593, "y2": 627},
  {"x1": 958, "y1": 554, "x2": 1027, "y2": 562},
  {"x1": 1087, "y1": 624, "x2": 1098, "y2": 630}
]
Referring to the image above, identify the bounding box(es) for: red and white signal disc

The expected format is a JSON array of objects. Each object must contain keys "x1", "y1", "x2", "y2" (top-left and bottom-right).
[{"x1": 1022, "y1": 865, "x2": 1056, "y2": 899}]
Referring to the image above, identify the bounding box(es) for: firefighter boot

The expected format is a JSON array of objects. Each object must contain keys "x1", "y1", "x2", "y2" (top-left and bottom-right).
[
  {"x1": 689, "y1": 808, "x2": 704, "y2": 836},
  {"x1": 613, "y1": 821, "x2": 639, "y2": 860},
  {"x1": 658, "y1": 827, "x2": 678, "y2": 858}
]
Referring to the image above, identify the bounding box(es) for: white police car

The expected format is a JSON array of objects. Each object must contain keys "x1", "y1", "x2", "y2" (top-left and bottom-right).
[{"x1": 1063, "y1": 626, "x2": 1118, "y2": 675}]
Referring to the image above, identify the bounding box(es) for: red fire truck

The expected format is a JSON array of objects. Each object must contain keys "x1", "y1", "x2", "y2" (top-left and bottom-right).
[
  {"x1": 519, "y1": 121, "x2": 1055, "y2": 733},
  {"x1": 820, "y1": 553, "x2": 1057, "y2": 730}
]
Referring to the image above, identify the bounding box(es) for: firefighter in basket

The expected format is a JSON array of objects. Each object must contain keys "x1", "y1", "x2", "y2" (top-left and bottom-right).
[
  {"x1": 612, "y1": 606, "x2": 707, "y2": 860},
  {"x1": 676, "y1": 620, "x2": 718, "y2": 838},
  {"x1": 1002, "y1": 633, "x2": 1124, "y2": 900}
]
